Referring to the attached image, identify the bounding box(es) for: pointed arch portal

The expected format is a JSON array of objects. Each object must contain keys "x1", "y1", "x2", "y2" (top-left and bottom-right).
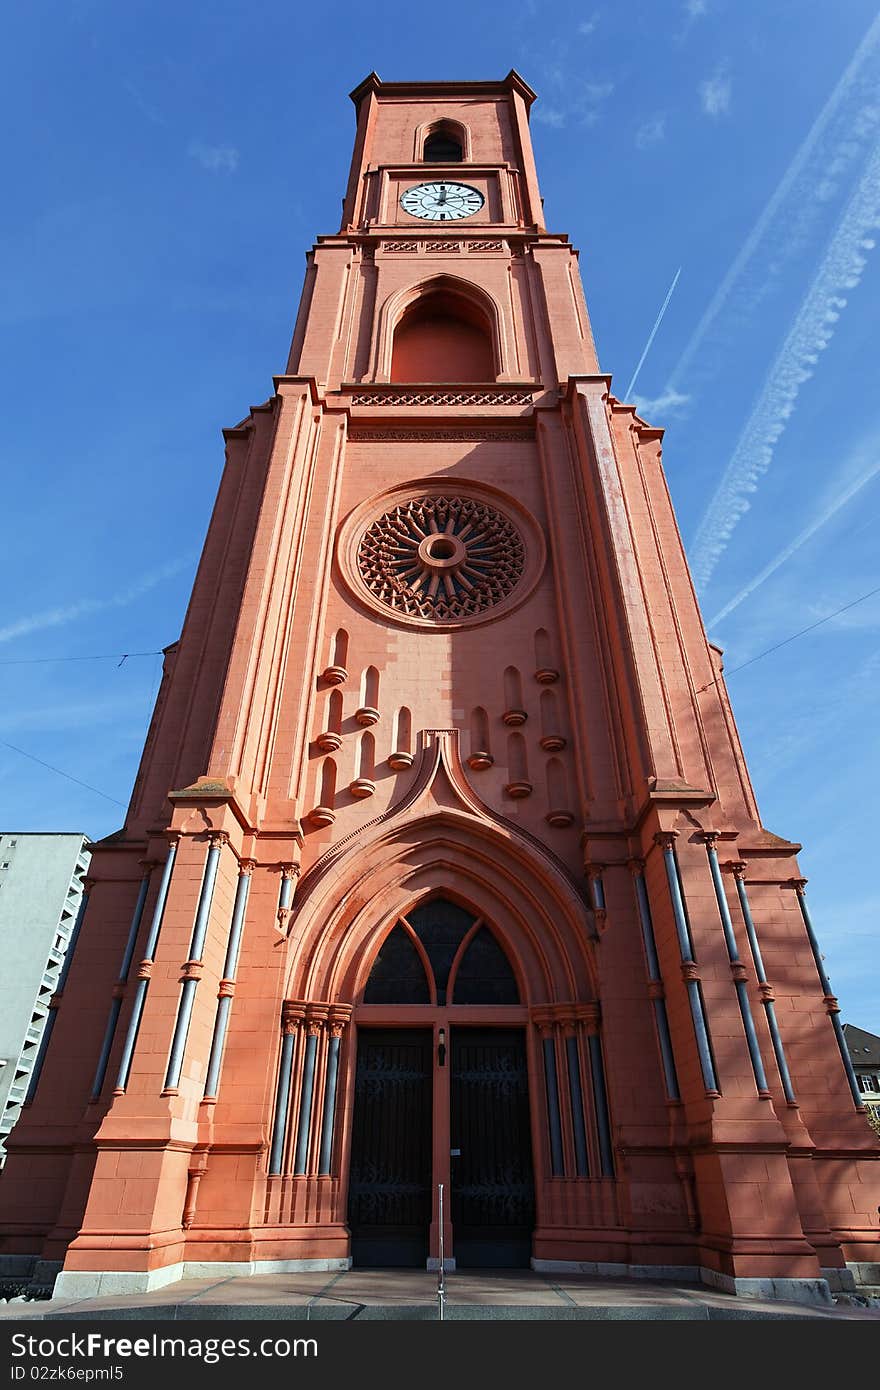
[
  {"x1": 348, "y1": 896, "x2": 536, "y2": 1269},
  {"x1": 272, "y1": 733, "x2": 612, "y2": 1272}
]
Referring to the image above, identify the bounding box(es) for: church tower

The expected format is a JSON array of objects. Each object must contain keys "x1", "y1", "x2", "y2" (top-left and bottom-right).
[{"x1": 1, "y1": 73, "x2": 877, "y2": 1301}]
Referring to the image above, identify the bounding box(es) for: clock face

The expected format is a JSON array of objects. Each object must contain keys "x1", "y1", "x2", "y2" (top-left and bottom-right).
[{"x1": 400, "y1": 182, "x2": 485, "y2": 222}]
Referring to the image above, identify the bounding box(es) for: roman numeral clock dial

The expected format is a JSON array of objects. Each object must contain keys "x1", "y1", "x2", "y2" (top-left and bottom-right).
[{"x1": 400, "y1": 181, "x2": 485, "y2": 221}]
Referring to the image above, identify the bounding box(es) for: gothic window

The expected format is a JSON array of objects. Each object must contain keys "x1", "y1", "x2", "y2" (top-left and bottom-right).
[
  {"x1": 362, "y1": 899, "x2": 520, "y2": 1006},
  {"x1": 452, "y1": 927, "x2": 520, "y2": 1004},
  {"x1": 364, "y1": 925, "x2": 431, "y2": 1004},
  {"x1": 423, "y1": 130, "x2": 463, "y2": 162}
]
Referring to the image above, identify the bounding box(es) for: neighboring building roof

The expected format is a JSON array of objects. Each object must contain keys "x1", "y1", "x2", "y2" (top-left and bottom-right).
[{"x1": 842, "y1": 1023, "x2": 880, "y2": 1068}]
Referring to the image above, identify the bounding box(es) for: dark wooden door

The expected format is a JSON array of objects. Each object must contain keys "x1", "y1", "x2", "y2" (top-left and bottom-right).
[
  {"x1": 450, "y1": 1027, "x2": 535, "y2": 1267},
  {"x1": 347, "y1": 1029, "x2": 432, "y2": 1267}
]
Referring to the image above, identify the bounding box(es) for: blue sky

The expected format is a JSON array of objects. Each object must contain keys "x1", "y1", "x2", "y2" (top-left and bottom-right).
[{"x1": 1, "y1": 1, "x2": 878, "y2": 1035}]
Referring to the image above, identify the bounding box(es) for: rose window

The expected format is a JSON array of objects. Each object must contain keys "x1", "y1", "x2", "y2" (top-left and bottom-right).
[{"x1": 357, "y1": 495, "x2": 525, "y2": 622}]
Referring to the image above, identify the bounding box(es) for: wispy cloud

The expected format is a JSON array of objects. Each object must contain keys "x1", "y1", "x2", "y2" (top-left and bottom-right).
[
  {"x1": 699, "y1": 67, "x2": 731, "y2": 117},
  {"x1": 578, "y1": 13, "x2": 600, "y2": 36},
  {"x1": 0, "y1": 697, "x2": 145, "y2": 735},
  {"x1": 533, "y1": 106, "x2": 567, "y2": 128},
  {"x1": 685, "y1": 0, "x2": 708, "y2": 17},
  {"x1": 0, "y1": 557, "x2": 194, "y2": 645},
  {"x1": 635, "y1": 114, "x2": 666, "y2": 149},
  {"x1": 707, "y1": 451, "x2": 880, "y2": 627},
  {"x1": 188, "y1": 139, "x2": 239, "y2": 174},
  {"x1": 632, "y1": 386, "x2": 691, "y2": 417},
  {"x1": 121, "y1": 77, "x2": 167, "y2": 128},
  {"x1": 662, "y1": 13, "x2": 880, "y2": 399},
  {"x1": 690, "y1": 135, "x2": 880, "y2": 589}
]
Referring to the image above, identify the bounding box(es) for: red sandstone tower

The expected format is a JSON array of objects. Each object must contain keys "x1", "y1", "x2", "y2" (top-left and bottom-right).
[{"x1": 2, "y1": 73, "x2": 877, "y2": 1302}]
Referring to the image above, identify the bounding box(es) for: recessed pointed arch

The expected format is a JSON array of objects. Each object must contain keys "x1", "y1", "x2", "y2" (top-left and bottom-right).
[
  {"x1": 283, "y1": 808, "x2": 596, "y2": 1008},
  {"x1": 374, "y1": 274, "x2": 511, "y2": 382},
  {"x1": 414, "y1": 118, "x2": 471, "y2": 163}
]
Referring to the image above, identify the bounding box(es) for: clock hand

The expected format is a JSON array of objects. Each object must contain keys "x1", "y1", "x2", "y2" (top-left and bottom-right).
[{"x1": 437, "y1": 186, "x2": 447, "y2": 204}]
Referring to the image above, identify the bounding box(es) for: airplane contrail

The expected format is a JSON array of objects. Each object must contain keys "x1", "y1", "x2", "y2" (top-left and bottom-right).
[
  {"x1": 707, "y1": 457, "x2": 880, "y2": 628},
  {"x1": 665, "y1": 10, "x2": 880, "y2": 398},
  {"x1": 689, "y1": 131, "x2": 880, "y2": 590}
]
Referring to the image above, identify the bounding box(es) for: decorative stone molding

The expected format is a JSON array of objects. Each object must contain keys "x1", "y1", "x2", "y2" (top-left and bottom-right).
[
  {"x1": 349, "y1": 778, "x2": 376, "y2": 799},
  {"x1": 466, "y1": 750, "x2": 493, "y2": 770},
  {"x1": 539, "y1": 734, "x2": 566, "y2": 752},
  {"x1": 308, "y1": 807, "x2": 336, "y2": 828},
  {"x1": 354, "y1": 705, "x2": 380, "y2": 726},
  {"x1": 546, "y1": 809, "x2": 574, "y2": 828},
  {"x1": 316, "y1": 731, "x2": 342, "y2": 752},
  {"x1": 534, "y1": 667, "x2": 559, "y2": 684},
  {"x1": 351, "y1": 388, "x2": 534, "y2": 407},
  {"x1": 502, "y1": 708, "x2": 528, "y2": 727},
  {"x1": 388, "y1": 750, "x2": 414, "y2": 770},
  {"x1": 348, "y1": 428, "x2": 535, "y2": 442},
  {"x1": 504, "y1": 780, "x2": 532, "y2": 799},
  {"x1": 320, "y1": 666, "x2": 347, "y2": 686}
]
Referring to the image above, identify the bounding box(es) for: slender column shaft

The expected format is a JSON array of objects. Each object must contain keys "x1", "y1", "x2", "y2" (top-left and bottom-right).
[
  {"x1": 318, "y1": 1035, "x2": 341, "y2": 1176},
  {"x1": 794, "y1": 884, "x2": 863, "y2": 1108},
  {"x1": 565, "y1": 1034, "x2": 589, "y2": 1176},
  {"x1": 91, "y1": 871, "x2": 152, "y2": 1100},
  {"x1": 658, "y1": 840, "x2": 718, "y2": 1093},
  {"x1": 588, "y1": 1033, "x2": 614, "y2": 1177},
  {"x1": 704, "y1": 841, "x2": 768, "y2": 1093},
  {"x1": 115, "y1": 841, "x2": 178, "y2": 1093},
  {"x1": 204, "y1": 865, "x2": 253, "y2": 1100},
  {"x1": 542, "y1": 1035, "x2": 564, "y2": 1176},
  {"x1": 294, "y1": 1030, "x2": 319, "y2": 1175},
  {"x1": 269, "y1": 1025, "x2": 297, "y2": 1176},
  {"x1": 733, "y1": 869, "x2": 796, "y2": 1104},
  {"x1": 164, "y1": 838, "x2": 224, "y2": 1093},
  {"x1": 633, "y1": 869, "x2": 680, "y2": 1101}
]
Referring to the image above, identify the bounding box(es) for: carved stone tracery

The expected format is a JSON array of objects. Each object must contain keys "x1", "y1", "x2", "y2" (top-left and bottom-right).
[{"x1": 357, "y1": 494, "x2": 525, "y2": 622}]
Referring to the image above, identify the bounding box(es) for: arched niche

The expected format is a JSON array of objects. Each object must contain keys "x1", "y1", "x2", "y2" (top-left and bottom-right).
[
  {"x1": 413, "y1": 118, "x2": 471, "y2": 163},
  {"x1": 374, "y1": 276, "x2": 509, "y2": 382}
]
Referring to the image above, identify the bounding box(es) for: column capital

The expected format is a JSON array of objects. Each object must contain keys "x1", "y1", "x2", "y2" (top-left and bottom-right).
[
  {"x1": 281, "y1": 1001, "x2": 306, "y2": 1035},
  {"x1": 787, "y1": 877, "x2": 808, "y2": 895},
  {"x1": 574, "y1": 1001, "x2": 601, "y2": 1034},
  {"x1": 327, "y1": 1003, "x2": 353, "y2": 1037},
  {"x1": 654, "y1": 831, "x2": 679, "y2": 851},
  {"x1": 280, "y1": 862, "x2": 301, "y2": 880},
  {"x1": 137, "y1": 857, "x2": 161, "y2": 874},
  {"x1": 626, "y1": 857, "x2": 646, "y2": 876},
  {"x1": 239, "y1": 858, "x2": 258, "y2": 876},
  {"x1": 727, "y1": 859, "x2": 748, "y2": 879},
  {"x1": 697, "y1": 830, "x2": 720, "y2": 848},
  {"x1": 208, "y1": 831, "x2": 230, "y2": 851}
]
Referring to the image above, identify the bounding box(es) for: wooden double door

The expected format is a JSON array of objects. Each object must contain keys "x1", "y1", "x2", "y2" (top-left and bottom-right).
[{"x1": 347, "y1": 1027, "x2": 535, "y2": 1268}]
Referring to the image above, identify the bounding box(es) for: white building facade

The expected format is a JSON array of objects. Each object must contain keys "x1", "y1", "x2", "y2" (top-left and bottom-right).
[{"x1": 0, "y1": 833, "x2": 91, "y2": 1162}]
